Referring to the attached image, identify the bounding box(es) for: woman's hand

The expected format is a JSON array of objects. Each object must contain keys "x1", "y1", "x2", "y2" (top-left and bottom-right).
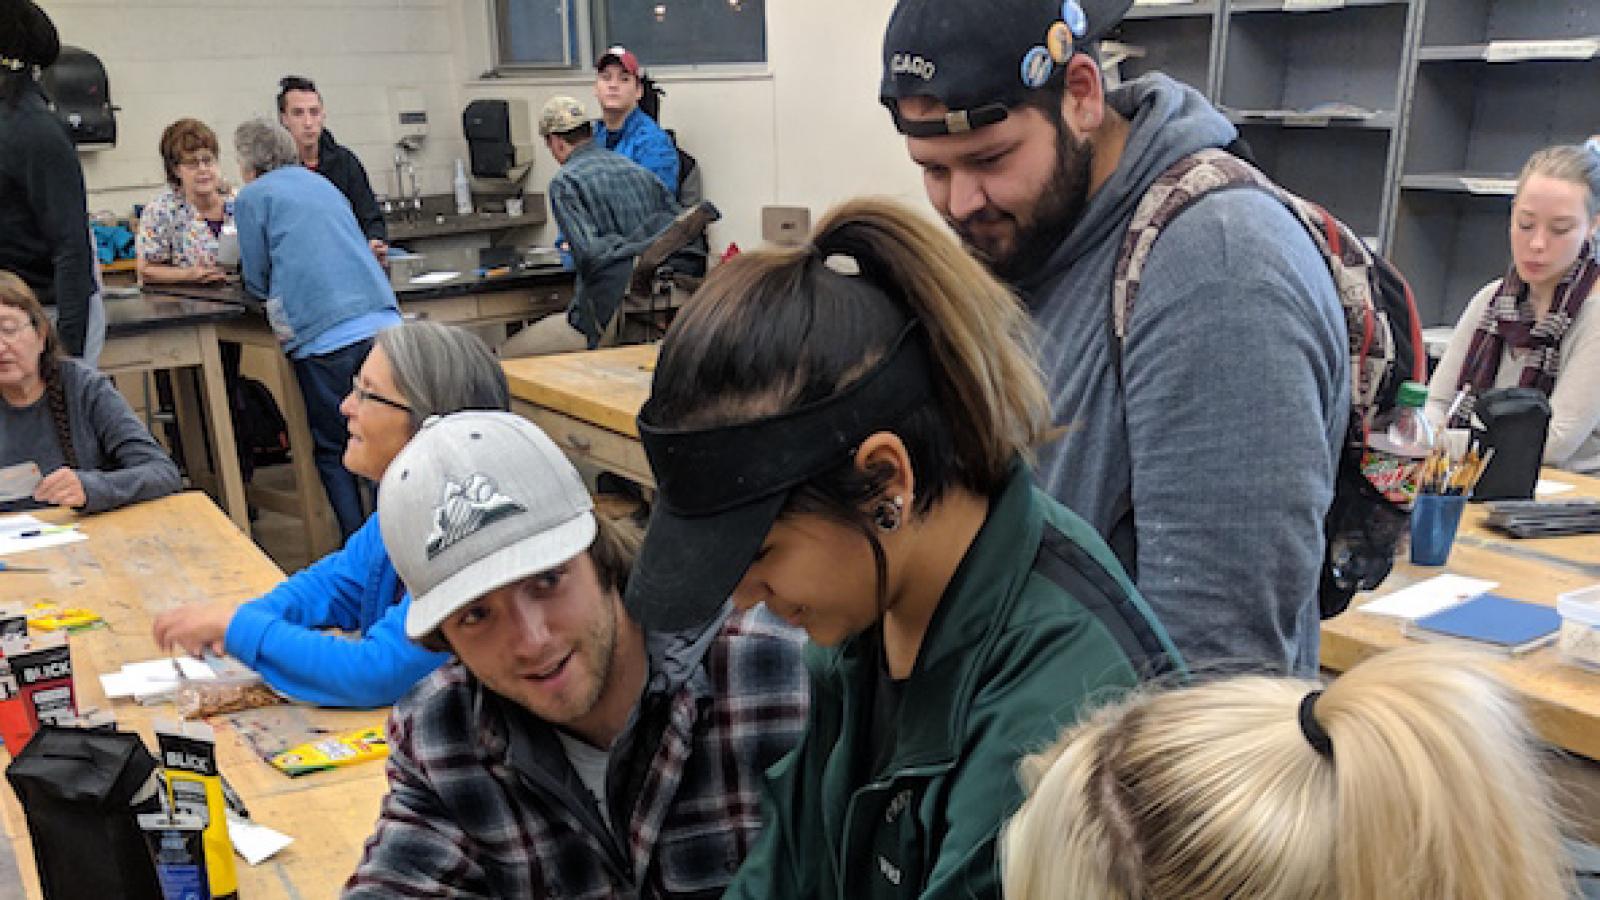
[
  {"x1": 33, "y1": 467, "x2": 86, "y2": 508},
  {"x1": 152, "y1": 603, "x2": 236, "y2": 657},
  {"x1": 189, "y1": 264, "x2": 229, "y2": 284}
]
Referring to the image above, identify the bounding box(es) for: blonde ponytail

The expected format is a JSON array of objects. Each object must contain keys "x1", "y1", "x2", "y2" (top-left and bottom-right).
[{"x1": 1003, "y1": 646, "x2": 1569, "y2": 900}]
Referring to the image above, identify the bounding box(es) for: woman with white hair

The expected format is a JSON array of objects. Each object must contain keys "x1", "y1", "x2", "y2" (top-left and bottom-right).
[
  {"x1": 153, "y1": 321, "x2": 510, "y2": 707},
  {"x1": 232, "y1": 116, "x2": 402, "y2": 540}
]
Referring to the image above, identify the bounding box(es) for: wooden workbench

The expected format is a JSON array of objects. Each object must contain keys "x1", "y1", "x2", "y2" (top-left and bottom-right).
[
  {"x1": 1323, "y1": 471, "x2": 1600, "y2": 761},
  {"x1": 0, "y1": 493, "x2": 388, "y2": 899},
  {"x1": 502, "y1": 343, "x2": 657, "y2": 488}
]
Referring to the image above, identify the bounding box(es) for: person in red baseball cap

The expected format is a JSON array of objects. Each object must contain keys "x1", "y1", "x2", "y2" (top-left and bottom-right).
[{"x1": 593, "y1": 45, "x2": 679, "y2": 194}]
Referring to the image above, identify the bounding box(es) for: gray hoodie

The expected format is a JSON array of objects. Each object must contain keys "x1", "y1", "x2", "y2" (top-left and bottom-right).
[{"x1": 1018, "y1": 75, "x2": 1349, "y2": 676}]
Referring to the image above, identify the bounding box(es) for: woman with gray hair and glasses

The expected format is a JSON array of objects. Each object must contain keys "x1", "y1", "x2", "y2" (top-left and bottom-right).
[
  {"x1": 153, "y1": 321, "x2": 510, "y2": 707},
  {"x1": 232, "y1": 116, "x2": 402, "y2": 542}
]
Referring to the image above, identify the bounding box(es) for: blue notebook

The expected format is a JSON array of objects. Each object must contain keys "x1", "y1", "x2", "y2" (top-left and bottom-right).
[{"x1": 1407, "y1": 594, "x2": 1561, "y2": 656}]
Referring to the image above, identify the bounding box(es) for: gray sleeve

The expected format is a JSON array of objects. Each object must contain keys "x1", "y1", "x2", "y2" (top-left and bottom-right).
[
  {"x1": 70, "y1": 366, "x2": 183, "y2": 513},
  {"x1": 1121, "y1": 189, "x2": 1348, "y2": 674}
]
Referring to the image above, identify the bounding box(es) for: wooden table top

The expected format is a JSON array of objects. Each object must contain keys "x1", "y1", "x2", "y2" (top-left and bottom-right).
[
  {"x1": 1323, "y1": 469, "x2": 1600, "y2": 760},
  {"x1": 502, "y1": 343, "x2": 658, "y2": 437},
  {"x1": 0, "y1": 493, "x2": 388, "y2": 899}
]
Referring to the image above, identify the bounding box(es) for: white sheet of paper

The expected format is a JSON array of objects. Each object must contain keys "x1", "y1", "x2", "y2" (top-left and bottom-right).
[
  {"x1": 0, "y1": 514, "x2": 47, "y2": 537},
  {"x1": 1535, "y1": 479, "x2": 1576, "y2": 497},
  {"x1": 1358, "y1": 574, "x2": 1498, "y2": 621},
  {"x1": 120, "y1": 657, "x2": 217, "y2": 682},
  {"x1": 0, "y1": 528, "x2": 84, "y2": 558},
  {"x1": 409, "y1": 270, "x2": 462, "y2": 285},
  {"x1": 99, "y1": 671, "x2": 139, "y2": 699},
  {"x1": 228, "y1": 814, "x2": 295, "y2": 866}
]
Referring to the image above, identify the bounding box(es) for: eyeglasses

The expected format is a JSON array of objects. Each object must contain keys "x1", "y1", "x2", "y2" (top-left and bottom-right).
[
  {"x1": 349, "y1": 376, "x2": 413, "y2": 414},
  {"x1": 177, "y1": 154, "x2": 219, "y2": 170},
  {"x1": 0, "y1": 319, "x2": 36, "y2": 343}
]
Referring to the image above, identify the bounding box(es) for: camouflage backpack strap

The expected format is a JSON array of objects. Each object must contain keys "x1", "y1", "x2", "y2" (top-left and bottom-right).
[{"x1": 1111, "y1": 148, "x2": 1272, "y2": 341}]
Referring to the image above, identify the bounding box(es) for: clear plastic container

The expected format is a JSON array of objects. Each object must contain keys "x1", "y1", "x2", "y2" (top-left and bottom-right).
[
  {"x1": 1556, "y1": 585, "x2": 1600, "y2": 672},
  {"x1": 1361, "y1": 380, "x2": 1436, "y2": 508}
]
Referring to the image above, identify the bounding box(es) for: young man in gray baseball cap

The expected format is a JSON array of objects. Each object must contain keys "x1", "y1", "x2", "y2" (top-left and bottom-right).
[
  {"x1": 344, "y1": 411, "x2": 808, "y2": 898},
  {"x1": 881, "y1": 0, "x2": 1350, "y2": 677}
]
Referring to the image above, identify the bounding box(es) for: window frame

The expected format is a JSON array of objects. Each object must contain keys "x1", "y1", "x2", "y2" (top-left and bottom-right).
[{"x1": 487, "y1": 0, "x2": 767, "y2": 76}]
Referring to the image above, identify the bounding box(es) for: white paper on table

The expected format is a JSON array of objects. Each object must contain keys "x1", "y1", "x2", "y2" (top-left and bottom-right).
[
  {"x1": 121, "y1": 657, "x2": 217, "y2": 682},
  {"x1": 228, "y1": 814, "x2": 294, "y2": 865},
  {"x1": 1358, "y1": 574, "x2": 1497, "y2": 621},
  {"x1": 1535, "y1": 479, "x2": 1576, "y2": 497},
  {"x1": 409, "y1": 270, "x2": 461, "y2": 285},
  {"x1": 0, "y1": 528, "x2": 84, "y2": 557},
  {"x1": 0, "y1": 514, "x2": 45, "y2": 536},
  {"x1": 99, "y1": 671, "x2": 140, "y2": 699}
]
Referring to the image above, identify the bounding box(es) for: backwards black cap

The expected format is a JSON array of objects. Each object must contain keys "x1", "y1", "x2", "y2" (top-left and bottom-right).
[
  {"x1": 0, "y1": 0, "x2": 60, "y2": 71},
  {"x1": 880, "y1": 0, "x2": 1133, "y2": 136}
]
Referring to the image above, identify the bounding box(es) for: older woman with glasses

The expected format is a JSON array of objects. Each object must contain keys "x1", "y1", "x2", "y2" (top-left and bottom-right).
[
  {"x1": 136, "y1": 118, "x2": 236, "y2": 285},
  {"x1": 0, "y1": 270, "x2": 179, "y2": 513},
  {"x1": 152, "y1": 321, "x2": 511, "y2": 707}
]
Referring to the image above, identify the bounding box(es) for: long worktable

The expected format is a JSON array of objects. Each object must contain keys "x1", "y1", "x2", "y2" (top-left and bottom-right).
[
  {"x1": 505, "y1": 345, "x2": 1600, "y2": 762},
  {"x1": 0, "y1": 493, "x2": 389, "y2": 899}
]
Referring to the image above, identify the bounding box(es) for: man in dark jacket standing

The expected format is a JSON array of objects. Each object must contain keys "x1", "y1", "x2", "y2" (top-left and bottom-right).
[{"x1": 277, "y1": 75, "x2": 388, "y2": 264}]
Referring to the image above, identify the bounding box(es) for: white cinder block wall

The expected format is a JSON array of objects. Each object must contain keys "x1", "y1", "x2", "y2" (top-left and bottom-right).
[
  {"x1": 48, "y1": 0, "x2": 932, "y2": 252},
  {"x1": 43, "y1": 0, "x2": 471, "y2": 218}
]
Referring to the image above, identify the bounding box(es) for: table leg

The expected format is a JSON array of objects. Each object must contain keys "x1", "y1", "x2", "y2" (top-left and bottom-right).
[
  {"x1": 171, "y1": 370, "x2": 213, "y2": 491},
  {"x1": 272, "y1": 351, "x2": 341, "y2": 560},
  {"x1": 197, "y1": 324, "x2": 249, "y2": 532}
]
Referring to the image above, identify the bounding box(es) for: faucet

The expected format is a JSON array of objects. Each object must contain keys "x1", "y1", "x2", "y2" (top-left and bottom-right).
[{"x1": 392, "y1": 145, "x2": 423, "y2": 223}]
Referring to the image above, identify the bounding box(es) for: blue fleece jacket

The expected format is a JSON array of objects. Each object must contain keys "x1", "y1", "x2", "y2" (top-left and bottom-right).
[
  {"x1": 235, "y1": 165, "x2": 400, "y2": 359},
  {"x1": 1016, "y1": 75, "x2": 1349, "y2": 676},
  {"x1": 224, "y1": 513, "x2": 448, "y2": 707},
  {"x1": 595, "y1": 108, "x2": 680, "y2": 194}
]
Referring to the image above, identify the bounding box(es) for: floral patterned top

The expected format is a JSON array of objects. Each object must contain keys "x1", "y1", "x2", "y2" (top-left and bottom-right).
[{"x1": 135, "y1": 185, "x2": 235, "y2": 269}]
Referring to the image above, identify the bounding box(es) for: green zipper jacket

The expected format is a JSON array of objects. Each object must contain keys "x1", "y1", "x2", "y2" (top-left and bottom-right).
[{"x1": 724, "y1": 466, "x2": 1184, "y2": 900}]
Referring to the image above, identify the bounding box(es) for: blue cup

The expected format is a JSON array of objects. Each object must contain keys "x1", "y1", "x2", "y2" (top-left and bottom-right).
[{"x1": 1410, "y1": 493, "x2": 1469, "y2": 566}]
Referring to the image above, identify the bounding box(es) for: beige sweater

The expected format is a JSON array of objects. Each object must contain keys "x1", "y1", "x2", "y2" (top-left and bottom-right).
[{"x1": 1426, "y1": 279, "x2": 1600, "y2": 475}]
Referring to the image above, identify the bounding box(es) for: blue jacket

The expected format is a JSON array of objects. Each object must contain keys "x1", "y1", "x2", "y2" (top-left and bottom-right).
[
  {"x1": 235, "y1": 165, "x2": 400, "y2": 358},
  {"x1": 224, "y1": 513, "x2": 448, "y2": 707},
  {"x1": 594, "y1": 108, "x2": 679, "y2": 194}
]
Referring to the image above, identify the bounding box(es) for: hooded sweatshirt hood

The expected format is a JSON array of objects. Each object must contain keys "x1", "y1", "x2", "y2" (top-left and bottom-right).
[{"x1": 1015, "y1": 73, "x2": 1237, "y2": 300}]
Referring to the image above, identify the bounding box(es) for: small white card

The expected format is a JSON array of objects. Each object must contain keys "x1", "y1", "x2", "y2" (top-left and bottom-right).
[
  {"x1": 1359, "y1": 574, "x2": 1497, "y2": 621},
  {"x1": 228, "y1": 814, "x2": 294, "y2": 866}
]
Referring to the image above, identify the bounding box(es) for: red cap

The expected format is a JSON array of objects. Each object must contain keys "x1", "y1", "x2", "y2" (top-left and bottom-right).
[{"x1": 597, "y1": 45, "x2": 642, "y2": 77}]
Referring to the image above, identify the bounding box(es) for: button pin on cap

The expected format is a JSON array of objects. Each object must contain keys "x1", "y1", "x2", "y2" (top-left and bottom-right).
[
  {"x1": 1063, "y1": 0, "x2": 1088, "y2": 37},
  {"x1": 1020, "y1": 46, "x2": 1054, "y2": 89}
]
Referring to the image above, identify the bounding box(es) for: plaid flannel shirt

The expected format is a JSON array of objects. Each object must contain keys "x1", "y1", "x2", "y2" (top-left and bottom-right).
[{"x1": 344, "y1": 608, "x2": 807, "y2": 899}]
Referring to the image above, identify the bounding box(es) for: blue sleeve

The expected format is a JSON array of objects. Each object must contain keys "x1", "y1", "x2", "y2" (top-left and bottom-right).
[
  {"x1": 631, "y1": 127, "x2": 680, "y2": 195},
  {"x1": 1122, "y1": 189, "x2": 1348, "y2": 675},
  {"x1": 235, "y1": 186, "x2": 270, "y2": 298},
  {"x1": 224, "y1": 518, "x2": 449, "y2": 707}
]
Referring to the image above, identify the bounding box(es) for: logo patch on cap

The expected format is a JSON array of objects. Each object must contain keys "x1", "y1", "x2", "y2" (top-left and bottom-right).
[
  {"x1": 1020, "y1": 46, "x2": 1054, "y2": 89},
  {"x1": 425, "y1": 473, "x2": 525, "y2": 559},
  {"x1": 891, "y1": 52, "x2": 937, "y2": 81},
  {"x1": 1063, "y1": 0, "x2": 1088, "y2": 38},
  {"x1": 1047, "y1": 22, "x2": 1074, "y2": 63}
]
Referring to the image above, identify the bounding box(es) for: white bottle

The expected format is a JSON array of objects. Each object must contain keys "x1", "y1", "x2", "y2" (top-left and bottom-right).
[{"x1": 453, "y1": 159, "x2": 473, "y2": 216}]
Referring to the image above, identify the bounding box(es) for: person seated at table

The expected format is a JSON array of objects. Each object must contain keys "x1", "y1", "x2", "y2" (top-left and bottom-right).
[
  {"x1": 0, "y1": 270, "x2": 180, "y2": 513},
  {"x1": 633, "y1": 198, "x2": 1182, "y2": 899},
  {"x1": 500, "y1": 96, "x2": 699, "y2": 358},
  {"x1": 1001, "y1": 645, "x2": 1570, "y2": 900},
  {"x1": 593, "y1": 46, "x2": 678, "y2": 194},
  {"x1": 151, "y1": 322, "x2": 507, "y2": 707},
  {"x1": 1427, "y1": 144, "x2": 1600, "y2": 474},
  {"x1": 136, "y1": 118, "x2": 237, "y2": 286},
  {"x1": 231, "y1": 117, "x2": 402, "y2": 540},
  {"x1": 344, "y1": 411, "x2": 808, "y2": 897}
]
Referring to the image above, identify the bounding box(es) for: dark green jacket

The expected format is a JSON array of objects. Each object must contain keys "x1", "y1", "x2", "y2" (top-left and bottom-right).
[{"x1": 724, "y1": 467, "x2": 1183, "y2": 900}]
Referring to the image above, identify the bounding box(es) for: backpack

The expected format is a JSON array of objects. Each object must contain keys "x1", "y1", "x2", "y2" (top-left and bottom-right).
[
  {"x1": 234, "y1": 376, "x2": 291, "y2": 468},
  {"x1": 1113, "y1": 148, "x2": 1426, "y2": 619}
]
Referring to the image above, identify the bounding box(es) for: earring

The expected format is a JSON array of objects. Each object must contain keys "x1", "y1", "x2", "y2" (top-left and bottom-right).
[{"x1": 872, "y1": 495, "x2": 905, "y2": 532}]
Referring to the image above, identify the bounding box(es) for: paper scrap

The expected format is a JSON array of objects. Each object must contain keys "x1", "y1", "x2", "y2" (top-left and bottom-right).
[
  {"x1": 1460, "y1": 177, "x2": 1517, "y2": 196},
  {"x1": 409, "y1": 270, "x2": 461, "y2": 285},
  {"x1": 228, "y1": 814, "x2": 294, "y2": 866},
  {"x1": 0, "y1": 526, "x2": 84, "y2": 558},
  {"x1": 1485, "y1": 38, "x2": 1600, "y2": 64},
  {"x1": 1284, "y1": 0, "x2": 1344, "y2": 11},
  {"x1": 1535, "y1": 479, "x2": 1576, "y2": 497},
  {"x1": 1358, "y1": 574, "x2": 1497, "y2": 621}
]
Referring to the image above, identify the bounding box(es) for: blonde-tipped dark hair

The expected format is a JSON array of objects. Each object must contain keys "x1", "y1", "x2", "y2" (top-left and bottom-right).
[{"x1": 1002, "y1": 645, "x2": 1570, "y2": 900}]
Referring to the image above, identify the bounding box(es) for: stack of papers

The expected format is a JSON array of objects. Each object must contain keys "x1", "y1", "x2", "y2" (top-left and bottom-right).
[
  {"x1": 0, "y1": 514, "x2": 85, "y2": 557},
  {"x1": 100, "y1": 656, "x2": 219, "y2": 704},
  {"x1": 1358, "y1": 574, "x2": 1498, "y2": 621}
]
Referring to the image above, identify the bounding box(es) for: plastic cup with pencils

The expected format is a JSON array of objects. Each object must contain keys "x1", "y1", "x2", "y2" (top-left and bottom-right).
[{"x1": 1409, "y1": 445, "x2": 1494, "y2": 566}]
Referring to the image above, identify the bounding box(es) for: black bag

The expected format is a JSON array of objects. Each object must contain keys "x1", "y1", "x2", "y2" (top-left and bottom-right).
[
  {"x1": 235, "y1": 376, "x2": 291, "y2": 468},
  {"x1": 1113, "y1": 149, "x2": 1426, "y2": 620},
  {"x1": 6, "y1": 727, "x2": 164, "y2": 900},
  {"x1": 1471, "y1": 387, "x2": 1552, "y2": 502}
]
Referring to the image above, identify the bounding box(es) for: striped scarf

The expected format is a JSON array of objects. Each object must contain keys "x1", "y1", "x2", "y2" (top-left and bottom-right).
[{"x1": 1451, "y1": 241, "x2": 1598, "y2": 426}]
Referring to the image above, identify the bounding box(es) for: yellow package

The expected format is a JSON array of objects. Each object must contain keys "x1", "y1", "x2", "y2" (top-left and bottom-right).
[
  {"x1": 26, "y1": 601, "x2": 103, "y2": 632},
  {"x1": 270, "y1": 725, "x2": 388, "y2": 777}
]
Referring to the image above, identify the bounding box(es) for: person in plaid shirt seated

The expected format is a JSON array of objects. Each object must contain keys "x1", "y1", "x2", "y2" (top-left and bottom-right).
[{"x1": 344, "y1": 412, "x2": 809, "y2": 899}]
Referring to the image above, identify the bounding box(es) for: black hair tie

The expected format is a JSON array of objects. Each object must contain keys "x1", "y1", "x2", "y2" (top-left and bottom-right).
[{"x1": 1298, "y1": 690, "x2": 1334, "y2": 759}]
